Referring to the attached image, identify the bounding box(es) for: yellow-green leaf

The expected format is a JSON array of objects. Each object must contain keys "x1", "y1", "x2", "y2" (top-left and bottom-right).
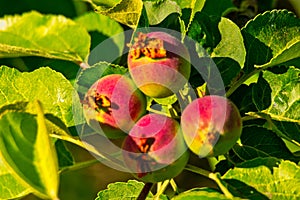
[
  {"x1": 0, "y1": 101, "x2": 59, "y2": 199},
  {"x1": 0, "y1": 11, "x2": 90, "y2": 62}
]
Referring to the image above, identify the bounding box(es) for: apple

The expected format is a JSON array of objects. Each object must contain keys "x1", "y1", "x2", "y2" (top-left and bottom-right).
[
  {"x1": 122, "y1": 113, "x2": 189, "y2": 182},
  {"x1": 82, "y1": 74, "x2": 146, "y2": 139},
  {"x1": 181, "y1": 95, "x2": 242, "y2": 157},
  {"x1": 128, "y1": 32, "x2": 191, "y2": 98}
]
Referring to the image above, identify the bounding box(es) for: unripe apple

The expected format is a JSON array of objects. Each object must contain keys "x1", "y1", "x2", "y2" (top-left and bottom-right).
[
  {"x1": 181, "y1": 95, "x2": 242, "y2": 157},
  {"x1": 127, "y1": 32, "x2": 191, "y2": 98},
  {"x1": 82, "y1": 74, "x2": 146, "y2": 139},
  {"x1": 122, "y1": 113, "x2": 189, "y2": 183}
]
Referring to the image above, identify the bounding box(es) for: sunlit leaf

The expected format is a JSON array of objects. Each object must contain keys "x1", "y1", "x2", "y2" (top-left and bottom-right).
[
  {"x1": 0, "y1": 101, "x2": 59, "y2": 199},
  {"x1": 0, "y1": 66, "x2": 74, "y2": 126},
  {"x1": 211, "y1": 17, "x2": 246, "y2": 68},
  {"x1": 0, "y1": 11, "x2": 90, "y2": 62},
  {"x1": 143, "y1": 0, "x2": 181, "y2": 25},
  {"x1": 0, "y1": 157, "x2": 31, "y2": 199},
  {"x1": 242, "y1": 10, "x2": 300, "y2": 72},
  {"x1": 262, "y1": 67, "x2": 300, "y2": 122},
  {"x1": 95, "y1": 180, "x2": 167, "y2": 199},
  {"x1": 223, "y1": 160, "x2": 300, "y2": 199},
  {"x1": 92, "y1": 0, "x2": 143, "y2": 29}
]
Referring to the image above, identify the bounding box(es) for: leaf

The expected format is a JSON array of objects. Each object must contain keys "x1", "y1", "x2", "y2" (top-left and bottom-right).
[
  {"x1": 0, "y1": 101, "x2": 75, "y2": 169},
  {"x1": 258, "y1": 40, "x2": 300, "y2": 69},
  {"x1": 223, "y1": 160, "x2": 300, "y2": 199},
  {"x1": 95, "y1": 180, "x2": 157, "y2": 200},
  {"x1": 187, "y1": 13, "x2": 221, "y2": 52},
  {"x1": 0, "y1": 101, "x2": 59, "y2": 199},
  {"x1": 211, "y1": 17, "x2": 246, "y2": 68},
  {"x1": 0, "y1": 11, "x2": 90, "y2": 62},
  {"x1": 55, "y1": 140, "x2": 74, "y2": 168},
  {"x1": 153, "y1": 94, "x2": 178, "y2": 105},
  {"x1": 268, "y1": 120, "x2": 300, "y2": 145},
  {"x1": 0, "y1": 66, "x2": 74, "y2": 126},
  {"x1": 74, "y1": 12, "x2": 125, "y2": 64},
  {"x1": 261, "y1": 67, "x2": 300, "y2": 122},
  {"x1": 93, "y1": 0, "x2": 143, "y2": 29},
  {"x1": 242, "y1": 10, "x2": 300, "y2": 72},
  {"x1": 252, "y1": 74, "x2": 272, "y2": 111},
  {"x1": 172, "y1": 188, "x2": 241, "y2": 200},
  {"x1": 213, "y1": 57, "x2": 241, "y2": 87},
  {"x1": 0, "y1": 157, "x2": 31, "y2": 199},
  {"x1": 229, "y1": 84, "x2": 258, "y2": 114},
  {"x1": 143, "y1": 0, "x2": 181, "y2": 25},
  {"x1": 45, "y1": 114, "x2": 74, "y2": 168},
  {"x1": 230, "y1": 126, "x2": 299, "y2": 163},
  {"x1": 177, "y1": 0, "x2": 206, "y2": 37},
  {"x1": 201, "y1": 0, "x2": 236, "y2": 17}
]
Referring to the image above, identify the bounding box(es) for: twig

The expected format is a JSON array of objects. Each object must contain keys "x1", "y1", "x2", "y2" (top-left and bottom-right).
[{"x1": 137, "y1": 182, "x2": 154, "y2": 200}]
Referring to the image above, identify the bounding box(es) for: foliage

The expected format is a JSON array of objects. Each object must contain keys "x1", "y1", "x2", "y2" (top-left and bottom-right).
[{"x1": 0, "y1": 0, "x2": 299, "y2": 199}]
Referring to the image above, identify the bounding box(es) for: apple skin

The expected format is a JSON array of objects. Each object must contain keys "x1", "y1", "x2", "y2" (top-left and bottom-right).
[
  {"x1": 122, "y1": 113, "x2": 189, "y2": 183},
  {"x1": 127, "y1": 32, "x2": 191, "y2": 98},
  {"x1": 82, "y1": 74, "x2": 147, "y2": 139},
  {"x1": 181, "y1": 95, "x2": 242, "y2": 157}
]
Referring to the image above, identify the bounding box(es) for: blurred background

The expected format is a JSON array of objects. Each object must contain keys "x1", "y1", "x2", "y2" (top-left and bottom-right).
[{"x1": 0, "y1": 0, "x2": 299, "y2": 199}]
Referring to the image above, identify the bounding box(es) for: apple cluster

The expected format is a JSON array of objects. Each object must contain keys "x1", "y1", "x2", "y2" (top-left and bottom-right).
[{"x1": 82, "y1": 31, "x2": 242, "y2": 183}]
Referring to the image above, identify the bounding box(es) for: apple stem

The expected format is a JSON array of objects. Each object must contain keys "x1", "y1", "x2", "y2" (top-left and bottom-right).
[
  {"x1": 137, "y1": 182, "x2": 153, "y2": 200},
  {"x1": 184, "y1": 164, "x2": 211, "y2": 177}
]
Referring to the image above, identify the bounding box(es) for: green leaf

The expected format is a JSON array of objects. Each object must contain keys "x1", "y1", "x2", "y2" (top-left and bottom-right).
[
  {"x1": 93, "y1": 0, "x2": 143, "y2": 29},
  {"x1": 0, "y1": 66, "x2": 74, "y2": 126},
  {"x1": 74, "y1": 12, "x2": 125, "y2": 64},
  {"x1": 261, "y1": 67, "x2": 300, "y2": 122},
  {"x1": 235, "y1": 157, "x2": 281, "y2": 170},
  {"x1": 44, "y1": 114, "x2": 74, "y2": 168},
  {"x1": 177, "y1": 0, "x2": 206, "y2": 37},
  {"x1": 211, "y1": 17, "x2": 246, "y2": 68},
  {"x1": 172, "y1": 188, "x2": 241, "y2": 199},
  {"x1": 268, "y1": 120, "x2": 300, "y2": 145},
  {"x1": 213, "y1": 57, "x2": 241, "y2": 87},
  {"x1": 143, "y1": 0, "x2": 181, "y2": 25},
  {"x1": 187, "y1": 13, "x2": 221, "y2": 52},
  {"x1": 0, "y1": 101, "x2": 59, "y2": 199},
  {"x1": 175, "y1": 0, "x2": 205, "y2": 12},
  {"x1": 223, "y1": 160, "x2": 300, "y2": 199},
  {"x1": 95, "y1": 180, "x2": 156, "y2": 200},
  {"x1": 153, "y1": 94, "x2": 178, "y2": 105},
  {"x1": 0, "y1": 157, "x2": 31, "y2": 199},
  {"x1": 242, "y1": 10, "x2": 300, "y2": 72},
  {"x1": 0, "y1": 101, "x2": 75, "y2": 169},
  {"x1": 201, "y1": 0, "x2": 236, "y2": 17},
  {"x1": 0, "y1": 11, "x2": 90, "y2": 62},
  {"x1": 230, "y1": 126, "x2": 298, "y2": 163},
  {"x1": 257, "y1": 39, "x2": 300, "y2": 69},
  {"x1": 252, "y1": 74, "x2": 272, "y2": 111},
  {"x1": 229, "y1": 84, "x2": 258, "y2": 114},
  {"x1": 55, "y1": 140, "x2": 74, "y2": 168}
]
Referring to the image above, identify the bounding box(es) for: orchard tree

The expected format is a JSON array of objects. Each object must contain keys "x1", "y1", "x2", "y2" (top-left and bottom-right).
[{"x1": 0, "y1": 0, "x2": 299, "y2": 200}]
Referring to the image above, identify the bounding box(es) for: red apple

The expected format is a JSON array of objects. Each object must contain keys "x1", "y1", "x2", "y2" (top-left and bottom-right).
[
  {"x1": 181, "y1": 95, "x2": 242, "y2": 157},
  {"x1": 128, "y1": 32, "x2": 191, "y2": 98},
  {"x1": 122, "y1": 113, "x2": 189, "y2": 182},
  {"x1": 83, "y1": 74, "x2": 146, "y2": 138}
]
